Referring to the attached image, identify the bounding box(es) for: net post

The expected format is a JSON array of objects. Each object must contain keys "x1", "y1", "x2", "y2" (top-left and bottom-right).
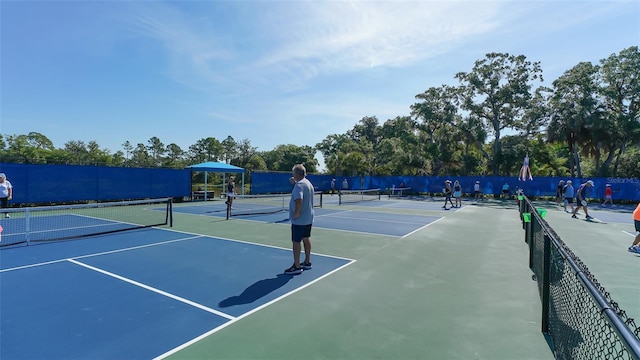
[
  {"x1": 168, "y1": 198, "x2": 173, "y2": 227},
  {"x1": 25, "y1": 209, "x2": 31, "y2": 245},
  {"x1": 541, "y1": 233, "x2": 551, "y2": 333},
  {"x1": 226, "y1": 201, "x2": 230, "y2": 220}
]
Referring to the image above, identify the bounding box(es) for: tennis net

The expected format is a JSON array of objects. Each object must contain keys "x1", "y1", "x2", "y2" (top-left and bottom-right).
[
  {"x1": 388, "y1": 187, "x2": 412, "y2": 198},
  {"x1": 227, "y1": 192, "x2": 323, "y2": 218},
  {"x1": 0, "y1": 198, "x2": 173, "y2": 247},
  {"x1": 339, "y1": 189, "x2": 381, "y2": 205}
]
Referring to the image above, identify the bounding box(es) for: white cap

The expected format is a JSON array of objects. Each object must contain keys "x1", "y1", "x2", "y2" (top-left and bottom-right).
[
  {"x1": 566, "y1": 180, "x2": 572, "y2": 184},
  {"x1": 587, "y1": 180, "x2": 594, "y2": 186},
  {"x1": 0, "y1": 173, "x2": 5, "y2": 178}
]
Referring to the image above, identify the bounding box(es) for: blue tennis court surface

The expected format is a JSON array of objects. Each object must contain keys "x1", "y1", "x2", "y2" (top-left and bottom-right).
[{"x1": 0, "y1": 228, "x2": 353, "y2": 359}]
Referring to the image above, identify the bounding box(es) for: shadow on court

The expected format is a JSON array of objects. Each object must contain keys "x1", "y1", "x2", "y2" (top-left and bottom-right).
[{"x1": 219, "y1": 273, "x2": 293, "y2": 307}]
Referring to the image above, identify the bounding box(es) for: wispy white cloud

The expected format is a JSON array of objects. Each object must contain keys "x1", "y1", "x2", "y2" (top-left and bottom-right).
[
  {"x1": 120, "y1": 1, "x2": 504, "y2": 93},
  {"x1": 248, "y1": 1, "x2": 502, "y2": 88},
  {"x1": 79, "y1": 2, "x2": 640, "y2": 145},
  {"x1": 119, "y1": 2, "x2": 235, "y2": 89}
]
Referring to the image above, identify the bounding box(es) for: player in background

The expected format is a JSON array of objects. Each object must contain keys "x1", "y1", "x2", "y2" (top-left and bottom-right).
[
  {"x1": 225, "y1": 177, "x2": 236, "y2": 209},
  {"x1": 442, "y1": 180, "x2": 454, "y2": 210},
  {"x1": 474, "y1": 181, "x2": 481, "y2": 200},
  {"x1": 628, "y1": 203, "x2": 640, "y2": 254},
  {"x1": 602, "y1": 184, "x2": 613, "y2": 206},
  {"x1": 453, "y1": 180, "x2": 462, "y2": 208},
  {"x1": 563, "y1": 180, "x2": 575, "y2": 213},
  {"x1": 571, "y1": 180, "x2": 594, "y2": 220},
  {"x1": 0, "y1": 173, "x2": 13, "y2": 218},
  {"x1": 556, "y1": 180, "x2": 565, "y2": 206}
]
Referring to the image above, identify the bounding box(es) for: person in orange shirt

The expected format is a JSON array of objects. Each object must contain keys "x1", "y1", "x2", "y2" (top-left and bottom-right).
[{"x1": 629, "y1": 203, "x2": 640, "y2": 254}]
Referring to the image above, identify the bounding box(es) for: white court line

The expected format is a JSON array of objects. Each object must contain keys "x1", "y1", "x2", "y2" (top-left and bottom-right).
[
  {"x1": 320, "y1": 212, "x2": 432, "y2": 226},
  {"x1": 315, "y1": 209, "x2": 354, "y2": 217},
  {"x1": 623, "y1": 230, "x2": 636, "y2": 237},
  {"x1": 401, "y1": 216, "x2": 446, "y2": 239},
  {"x1": 153, "y1": 259, "x2": 356, "y2": 360},
  {"x1": 160, "y1": 227, "x2": 356, "y2": 262},
  {"x1": 0, "y1": 235, "x2": 204, "y2": 273},
  {"x1": 315, "y1": 226, "x2": 404, "y2": 238},
  {"x1": 67, "y1": 258, "x2": 236, "y2": 321}
]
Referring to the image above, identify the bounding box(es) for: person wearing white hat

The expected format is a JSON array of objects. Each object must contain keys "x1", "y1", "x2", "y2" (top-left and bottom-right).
[
  {"x1": 602, "y1": 184, "x2": 613, "y2": 206},
  {"x1": 563, "y1": 180, "x2": 575, "y2": 213},
  {"x1": 0, "y1": 173, "x2": 13, "y2": 218},
  {"x1": 473, "y1": 180, "x2": 481, "y2": 200},
  {"x1": 572, "y1": 180, "x2": 594, "y2": 220}
]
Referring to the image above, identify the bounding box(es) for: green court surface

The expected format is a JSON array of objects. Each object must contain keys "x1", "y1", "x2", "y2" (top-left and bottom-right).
[{"x1": 162, "y1": 198, "x2": 557, "y2": 359}]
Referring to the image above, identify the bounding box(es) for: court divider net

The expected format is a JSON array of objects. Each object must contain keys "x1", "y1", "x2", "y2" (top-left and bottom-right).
[
  {"x1": 0, "y1": 198, "x2": 173, "y2": 248},
  {"x1": 388, "y1": 187, "x2": 412, "y2": 198},
  {"x1": 226, "y1": 192, "x2": 322, "y2": 219},
  {"x1": 338, "y1": 189, "x2": 381, "y2": 205}
]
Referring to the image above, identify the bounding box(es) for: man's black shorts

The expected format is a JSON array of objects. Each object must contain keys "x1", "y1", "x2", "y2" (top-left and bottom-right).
[{"x1": 291, "y1": 224, "x2": 312, "y2": 243}]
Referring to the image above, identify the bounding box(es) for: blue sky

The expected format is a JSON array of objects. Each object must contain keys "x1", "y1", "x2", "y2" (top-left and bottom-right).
[{"x1": 1, "y1": 1, "x2": 638, "y2": 166}]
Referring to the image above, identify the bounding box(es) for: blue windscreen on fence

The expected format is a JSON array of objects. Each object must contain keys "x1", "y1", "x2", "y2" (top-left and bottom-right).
[
  {"x1": 251, "y1": 172, "x2": 640, "y2": 201},
  {"x1": 0, "y1": 164, "x2": 192, "y2": 204}
]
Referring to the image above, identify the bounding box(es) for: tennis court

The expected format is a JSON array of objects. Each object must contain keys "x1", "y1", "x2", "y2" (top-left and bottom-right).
[
  {"x1": 1, "y1": 194, "x2": 637, "y2": 359},
  {"x1": 1, "y1": 222, "x2": 352, "y2": 359}
]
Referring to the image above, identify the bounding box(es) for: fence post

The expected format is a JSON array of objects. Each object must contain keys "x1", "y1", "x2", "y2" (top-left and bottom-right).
[
  {"x1": 528, "y1": 220, "x2": 535, "y2": 269},
  {"x1": 541, "y1": 233, "x2": 551, "y2": 333}
]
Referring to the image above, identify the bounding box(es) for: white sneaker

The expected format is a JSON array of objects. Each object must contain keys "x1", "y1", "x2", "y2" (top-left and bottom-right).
[{"x1": 4, "y1": 214, "x2": 9, "y2": 218}]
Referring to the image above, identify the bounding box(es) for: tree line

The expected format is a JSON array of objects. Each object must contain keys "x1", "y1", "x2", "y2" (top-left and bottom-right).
[{"x1": 2, "y1": 46, "x2": 638, "y2": 178}]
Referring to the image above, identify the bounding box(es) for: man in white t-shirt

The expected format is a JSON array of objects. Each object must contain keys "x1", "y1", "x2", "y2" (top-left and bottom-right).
[
  {"x1": 0, "y1": 173, "x2": 13, "y2": 218},
  {"x1": 474, "y1": 181, "x2": 481, "y2": 199}
]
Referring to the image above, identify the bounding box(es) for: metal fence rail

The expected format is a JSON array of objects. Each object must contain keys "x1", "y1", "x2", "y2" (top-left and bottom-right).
[{"x1": 519, "y1": 195, "x2": 640, "y2": 360}]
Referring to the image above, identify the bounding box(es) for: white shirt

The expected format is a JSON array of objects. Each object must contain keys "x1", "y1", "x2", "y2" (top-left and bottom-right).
[{"x1": 0, "y1": 180, "x2": 12, "y2": 198}]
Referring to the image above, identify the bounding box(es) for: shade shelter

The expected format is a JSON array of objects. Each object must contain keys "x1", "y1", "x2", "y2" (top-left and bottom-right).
[{"x1": 185, "y1": 162, "x2": 245, "y2": 201}]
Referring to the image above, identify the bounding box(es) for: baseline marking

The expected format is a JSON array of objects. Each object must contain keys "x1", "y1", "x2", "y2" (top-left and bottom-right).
[{"x1": 67, "y1": 258, "x2": 235, "y2": 320}]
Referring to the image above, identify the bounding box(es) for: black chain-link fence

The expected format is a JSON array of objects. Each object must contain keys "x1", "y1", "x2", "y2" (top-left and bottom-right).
[{"x1": 520, "y1": 196, "x2": 640, "y2": 359}]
